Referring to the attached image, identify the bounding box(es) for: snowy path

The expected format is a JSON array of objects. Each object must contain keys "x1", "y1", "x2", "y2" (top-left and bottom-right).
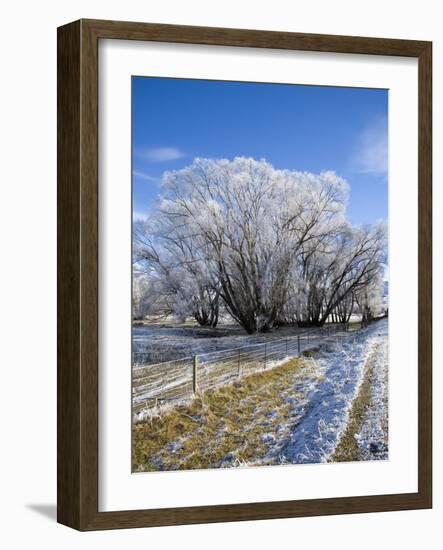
[
  {"x1": 353, "y1": 321, "x2": 389, "y2": 460},
  {"x1": 265, "y1": 318, "x2": 389, "y2": 465}
]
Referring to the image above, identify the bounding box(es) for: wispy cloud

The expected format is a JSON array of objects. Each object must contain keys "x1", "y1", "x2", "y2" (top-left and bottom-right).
[
  {"x1": 132, "y1": 170, "x2": 159, "y2": 183},
  {"x1": 138, "y1": 147, "x2": 185, "y2": 163},
  {"x1": 351, "y1": 117, "x2": 388, "y2": 176}
]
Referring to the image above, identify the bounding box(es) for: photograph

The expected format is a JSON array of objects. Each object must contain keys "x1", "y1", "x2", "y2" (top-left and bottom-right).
[{"x1": 131, "y1": 76, "x2": 389, "y2": 473}]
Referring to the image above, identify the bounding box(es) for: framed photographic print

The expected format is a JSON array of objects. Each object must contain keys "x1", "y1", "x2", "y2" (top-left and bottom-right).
[{"x1": 57, "y1": 19, "x2": 432, "y2": 530}]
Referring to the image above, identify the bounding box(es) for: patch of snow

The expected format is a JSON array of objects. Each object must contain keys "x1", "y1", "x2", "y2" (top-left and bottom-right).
[{"x1": 261, "y1": 433, "x2": 276, "y2": 444}]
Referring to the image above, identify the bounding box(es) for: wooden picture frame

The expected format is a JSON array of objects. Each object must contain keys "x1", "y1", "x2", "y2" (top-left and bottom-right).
[{"x1": 57, "y1": 19, "x2": 432, "y2": 530}]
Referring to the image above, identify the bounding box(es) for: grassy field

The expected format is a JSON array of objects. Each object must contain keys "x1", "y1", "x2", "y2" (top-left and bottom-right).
[{"x1": 132, "y1": 355, "x2": 321, "y2": 471}]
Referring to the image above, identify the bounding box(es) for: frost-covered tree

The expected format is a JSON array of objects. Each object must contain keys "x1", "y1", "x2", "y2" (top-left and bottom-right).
[
  {"x1": 150, "y1": 158, "x2": 348, "y2": 332},
  {"x1": 277, "y1": 223, "x2": 386, "y2": 326},
  {"x1": 133, "y1": 217, "x2": 220, "y2": 326},
  {"x1": 306, "y1": 223, "x2": 386, "y2": 326},
  {"x1": 354, "y1": 268, "x2": 386, "y2": 324},
  {"x1": 133, "y1": 157, "x2": 387, "y2": 332}
]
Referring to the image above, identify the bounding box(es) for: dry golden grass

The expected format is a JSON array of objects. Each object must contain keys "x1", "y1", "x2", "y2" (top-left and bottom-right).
[{"x1": 132, "y1": 357, "x2": 315, "y2": 472}]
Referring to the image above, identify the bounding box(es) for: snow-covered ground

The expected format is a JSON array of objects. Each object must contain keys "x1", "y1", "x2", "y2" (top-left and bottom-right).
[
  {"x1": 133, "y1": 318, "x2": 389, "y2": 469},
  {"x1": 132, "y1": 322, "x2": 334, "y2": 364},
  {"x1": 263, "y1": 318, "x2": 389, "y2": 465}
]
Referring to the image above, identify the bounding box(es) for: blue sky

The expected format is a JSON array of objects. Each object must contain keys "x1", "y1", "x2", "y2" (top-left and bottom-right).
[{"x1": 132, "y1": 77, "x2": 388, "y2": 226}]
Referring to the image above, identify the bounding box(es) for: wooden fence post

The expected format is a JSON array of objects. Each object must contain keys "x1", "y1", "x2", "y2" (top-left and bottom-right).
[
  {"x1": 193, "y1": 355, "x2": 199, "y2": 394},
  {"x1": 297, "y1": 335, "x2": 301, "y2": 355}
]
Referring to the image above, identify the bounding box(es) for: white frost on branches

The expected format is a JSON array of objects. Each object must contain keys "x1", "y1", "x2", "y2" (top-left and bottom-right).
[{"x1": 133, "y1": 157, "x2": 387, "y2": 332}]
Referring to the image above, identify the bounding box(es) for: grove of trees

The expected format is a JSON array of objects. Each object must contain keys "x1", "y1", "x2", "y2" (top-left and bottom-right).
[{"x1": 133, "y1": 157, "x2": 387, "y2": 333}]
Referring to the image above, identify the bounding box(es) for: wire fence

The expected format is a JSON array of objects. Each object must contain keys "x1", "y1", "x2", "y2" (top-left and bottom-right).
[{"x1": 132, "y1": 323, "x2": 360, "y2": 415}]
